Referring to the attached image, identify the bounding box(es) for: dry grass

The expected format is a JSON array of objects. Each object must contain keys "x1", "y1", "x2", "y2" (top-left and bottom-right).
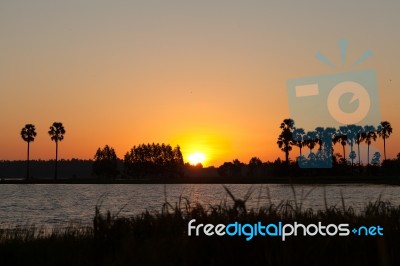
[{"x1": 1, "y1": 188, "x2": 400, "y2": 265}]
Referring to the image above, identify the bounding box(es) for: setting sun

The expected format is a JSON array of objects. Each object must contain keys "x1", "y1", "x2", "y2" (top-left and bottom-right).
[{"x1": 187, "y1": 152, "x2": 206, "y2": 166}]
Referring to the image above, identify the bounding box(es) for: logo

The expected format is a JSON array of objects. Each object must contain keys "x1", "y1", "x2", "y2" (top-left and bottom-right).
[
  {"x1": 188, "y1": 219, "x2": 384, "y2": 241},
  {"x1": 287, "y1": 40, "x2": 381, "y2": 168},
  {"x1": 327, "y1": 81, "x2": 370, "y2": 125}
]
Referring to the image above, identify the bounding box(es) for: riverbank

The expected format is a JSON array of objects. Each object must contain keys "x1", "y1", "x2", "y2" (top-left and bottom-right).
[
  {"x1": 1, "y1": 197, "x2": 399, "y2": 266},
  {"x1": 2, "y1": 175, "x2": 400, "y2": 185}
]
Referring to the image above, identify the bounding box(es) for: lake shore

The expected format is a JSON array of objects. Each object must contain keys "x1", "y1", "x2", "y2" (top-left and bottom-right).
[
  {"x1": 2, "y1": 196, "x2": 400, "y2": 266},
  {"x1": 2, "y1": 175, "x2": 400, "y2": 185}
]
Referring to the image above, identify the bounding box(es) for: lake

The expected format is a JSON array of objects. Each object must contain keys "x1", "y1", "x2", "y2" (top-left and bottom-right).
[{"x1": 0, "y1": 184, "x2": 399, "y2": 228}]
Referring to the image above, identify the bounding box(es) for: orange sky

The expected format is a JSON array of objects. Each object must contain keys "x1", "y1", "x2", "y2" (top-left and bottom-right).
[{"x1": 0, "y1": 1, "x2": 399, "y2": 166}]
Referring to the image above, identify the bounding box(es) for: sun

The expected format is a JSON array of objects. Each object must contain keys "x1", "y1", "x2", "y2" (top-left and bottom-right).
[{"x1": 187, "y1": 152, "x2": 206, "y2": 165}]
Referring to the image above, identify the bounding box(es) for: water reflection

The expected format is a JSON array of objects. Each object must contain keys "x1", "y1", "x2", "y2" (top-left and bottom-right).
[{"x1": 0, "y1": 184, "x2": 397, "y2": 228}]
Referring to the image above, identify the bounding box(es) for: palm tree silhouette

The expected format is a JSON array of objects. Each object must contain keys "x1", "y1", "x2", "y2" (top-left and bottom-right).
[
  {"x1": 323, "y1": 127, "x2": 337, "y2": 159},
  {"x1": 363, "y1": 125, "x2": 377, "y2": 165},
  {"x1": 277, "y1": 118, "x2": 294, "y2": 164},
  {"x1": 20, "y1": 124, "x2": 37, "y2": 179},
  {"x1": 346, "y1": 125, "x2": 359, "y2": 166},
  {"x1": 333, "y1": 126, "x2": 348, "y2": 162},
  {"x1": 315, "y1": 127, "x2": 325, "y2": 150},
  {"x1": 48, "y1": 122, "x2": 66, "y2": 180},
  {"x1": 377, "y1": 121, "x2": 392, "y2": 161},
  {"x1": 292, "y1": 128, "x2": 305, "y2": 157},
  {"x1": 354, "y1": 126, "x2": 364, "y2": 165},
  {"x1": 304, "y1": 131, "x2": 317, "y2": 155}
]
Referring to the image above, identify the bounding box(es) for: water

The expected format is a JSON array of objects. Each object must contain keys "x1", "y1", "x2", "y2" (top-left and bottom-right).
[{"x1": 0, "y1": 184, "x2": 399, "y2": 228}]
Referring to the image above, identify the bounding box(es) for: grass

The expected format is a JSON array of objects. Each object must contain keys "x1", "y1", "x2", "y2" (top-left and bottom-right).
[{"x1": 1, "y1": 188, "x2": 400, "y2": 266}]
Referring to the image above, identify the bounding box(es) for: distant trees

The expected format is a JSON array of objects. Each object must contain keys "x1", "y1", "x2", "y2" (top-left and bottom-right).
[
  {"x1": 378, "y1": 121, "x2": 393, "y2": 161},
  {"x1": 20, "y1": 124, "x2": 37, "y2": 179},
  {"x1": 345, "y1": 125, "x2": 359, "y2": 166},
  {"x1": 371, "y1": 152, "x2": 381, "y2": 166},
  {"x1": 336, "y1": 126, "x2": 350, "y2": 162},
  {"x1": 217, "y1": 159, "x2": 244, "y2": 177},
  {"x1": 315, "y1": 127, "x2": 325, "y2": 150},
  {"x1": 277, "y1": 118, "x2": 295, "y2": 164},
  {"x1": 248, "y1": 157, "x2": 263, "y2": 177},
  {"x1": 354, "y1": 126, "x2": 364, "y2": 165},
  {"x1": 279, "y1": 119, "x2": 393, "y2": 166},
  {"x1": 93, "y1": 145, "x2": 118, "y2": 179},
  {"x1": 48, "y1": 122, "x2": 66, "y2": 180},
  {"x1": 124, "y1": 143, "x2": 184, "y2": 178},
  {"x1": 218, "y1": 162, "x2": 234, "y2": 177},
  {"x1": 363, "y1": 125, "x2": 377, "y2": 165},
  {"x1": 292, "y1": 128, "x2": 305, "y2": 157},
  {"x1": 10, "y1": 117, "x2": 396, "y2": 181},
  {"x1": 232, "y1": 159, "x2": 244, "y2": 176},
  {"x1": 304, "y1": 131, "x2": 317, "y2": 154}
]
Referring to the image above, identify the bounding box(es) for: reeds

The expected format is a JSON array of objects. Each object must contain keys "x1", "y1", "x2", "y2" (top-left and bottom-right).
[{"x1": 1, "y1": 188, "x2": 400, "y2": 266}]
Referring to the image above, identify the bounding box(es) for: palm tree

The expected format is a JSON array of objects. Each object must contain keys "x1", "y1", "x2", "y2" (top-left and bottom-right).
[
  {"x1": 323, "y1": 127, "x2": 337, "y2": 157},
  {"x1": 354, "y1": 126, "x2": 364, "y2": 165},
  {"x1": 315, "y1": 127, "x2": 325, "y2": 150},
  {"x1": 48, "y1": 122, "x2": 66, "y2": 180},
  {"x1": 377, "y1": 121, "x2": 393, "y2": 161},
  {"x1": 277, "y1": 118, "x2": 294, "y2": 164},
  {"x1": 333, "y1": 126, "x2": 348, "y2": 161},
  {"x1": 292, "y1": 128, "x2": 305, "y2": 157},
  {"x1": 20, "y1": 124, "x2": 37, "y2": 179},
  {"x1": 363, "y1": 125, "x2": 377, "y2": 165},
  {"x1": 304, "y1": 131, "x2": 317, "y2": 155},
  {"x1": 345, "y1": 125, "x2": 359, "y2": 166}
]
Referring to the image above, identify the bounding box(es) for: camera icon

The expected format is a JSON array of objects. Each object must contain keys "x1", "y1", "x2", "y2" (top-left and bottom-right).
[{"x1": 287, "y1": 69, "x2": 381, "y2": 168}]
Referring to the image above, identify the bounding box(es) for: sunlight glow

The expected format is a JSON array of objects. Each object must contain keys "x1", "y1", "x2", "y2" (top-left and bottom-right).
[{"x1": 187, "y1": 152, "x2": 206, "y2": 165}]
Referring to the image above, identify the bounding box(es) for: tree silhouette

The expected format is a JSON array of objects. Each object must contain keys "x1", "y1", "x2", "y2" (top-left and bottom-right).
[
  {"x1": 218, "y1": 162, "x2": 234, "y2": 177},
  {"x1": 349, "y1": 151, "x2": 357, "y2": 164},
  {"x1": 334, "y1": 126, "x2": 349, "y2": 162},
  {"x1": 346, "y1": 125, "x2": 359, "y2": 166},
  {"x1": 20, "y1": 124, "x2": 37, "y2": 179},
  {"x1": 248, "y1": 157, "x2": 263, "y2": 176},
  {"x1": 48, "y1": 122, "x2": 66, "y2": 180},
  {"x1": 292, "y1": 128, "x2": 305, "y2": 157},
  {"x1": 232, "y1": 159, "x2": 244, "y2": 176},
  {"x1": 277, "y1": 118, "x2": 294, "y2": 164},
  {"x1": 304, "y1": 131, "x2": 317, "y2": 155},
  {"x1": 323, "y1": 127, "x2": 337, "y2": 159},
  {"x1": 354, "y1": 125, "x2": 364, "y2": 165},
  {"x1": 124, "y1": 143, "x2": 184, "y2": 178},
  {"x1": 363, "y1": 125, "x2": 377, "y2": 165},
  {"x1": 315, "y1": 127, "x2": 325, "y2": 150},
  {"x1": 377, "y1": 121, "x2": 392, "y2": 161},
  {"x1": 93, "y1": 145, "x2": 118, "y2": 179},
  {"x1": 371, "y1": 152, "x2": 381, "y2": 166}
]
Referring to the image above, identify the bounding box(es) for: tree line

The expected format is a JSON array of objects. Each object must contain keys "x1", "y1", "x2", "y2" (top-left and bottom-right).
[
  {"x1": 93, "y1": 143, "x2": 184, "y2": 179},
  {"x1": 19, "y1": 121, "x2": 184, "y2": 180},
  {"x1": 17, "y1": 118, "x2": 395, "y2": 180},
  {"x1": 0, "y1": 159, "x2": 93, "y2": 179},
  {"x1": 277, "y1": 118, "x2": 393, "y2": 166}
]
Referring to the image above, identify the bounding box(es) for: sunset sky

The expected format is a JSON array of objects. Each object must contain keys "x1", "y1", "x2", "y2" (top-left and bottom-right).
[{"x1": 1, "y1": 1, "x2": 399, "y2": 166}]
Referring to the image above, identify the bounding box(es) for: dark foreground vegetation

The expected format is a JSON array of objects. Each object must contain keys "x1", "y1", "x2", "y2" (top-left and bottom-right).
[{"x1": 1, "y1": 195, "x2": 400, "y2": 266}]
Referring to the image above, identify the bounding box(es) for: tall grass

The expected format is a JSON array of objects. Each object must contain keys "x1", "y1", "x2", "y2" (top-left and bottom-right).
[{"x1": 1, "y1": 189, "x2": 400, "y2": 266}]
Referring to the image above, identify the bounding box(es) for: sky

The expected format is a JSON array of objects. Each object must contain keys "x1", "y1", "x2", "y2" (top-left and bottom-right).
[{"x1": 1, "y1": 0, "x2": 399, "y2": 166}]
